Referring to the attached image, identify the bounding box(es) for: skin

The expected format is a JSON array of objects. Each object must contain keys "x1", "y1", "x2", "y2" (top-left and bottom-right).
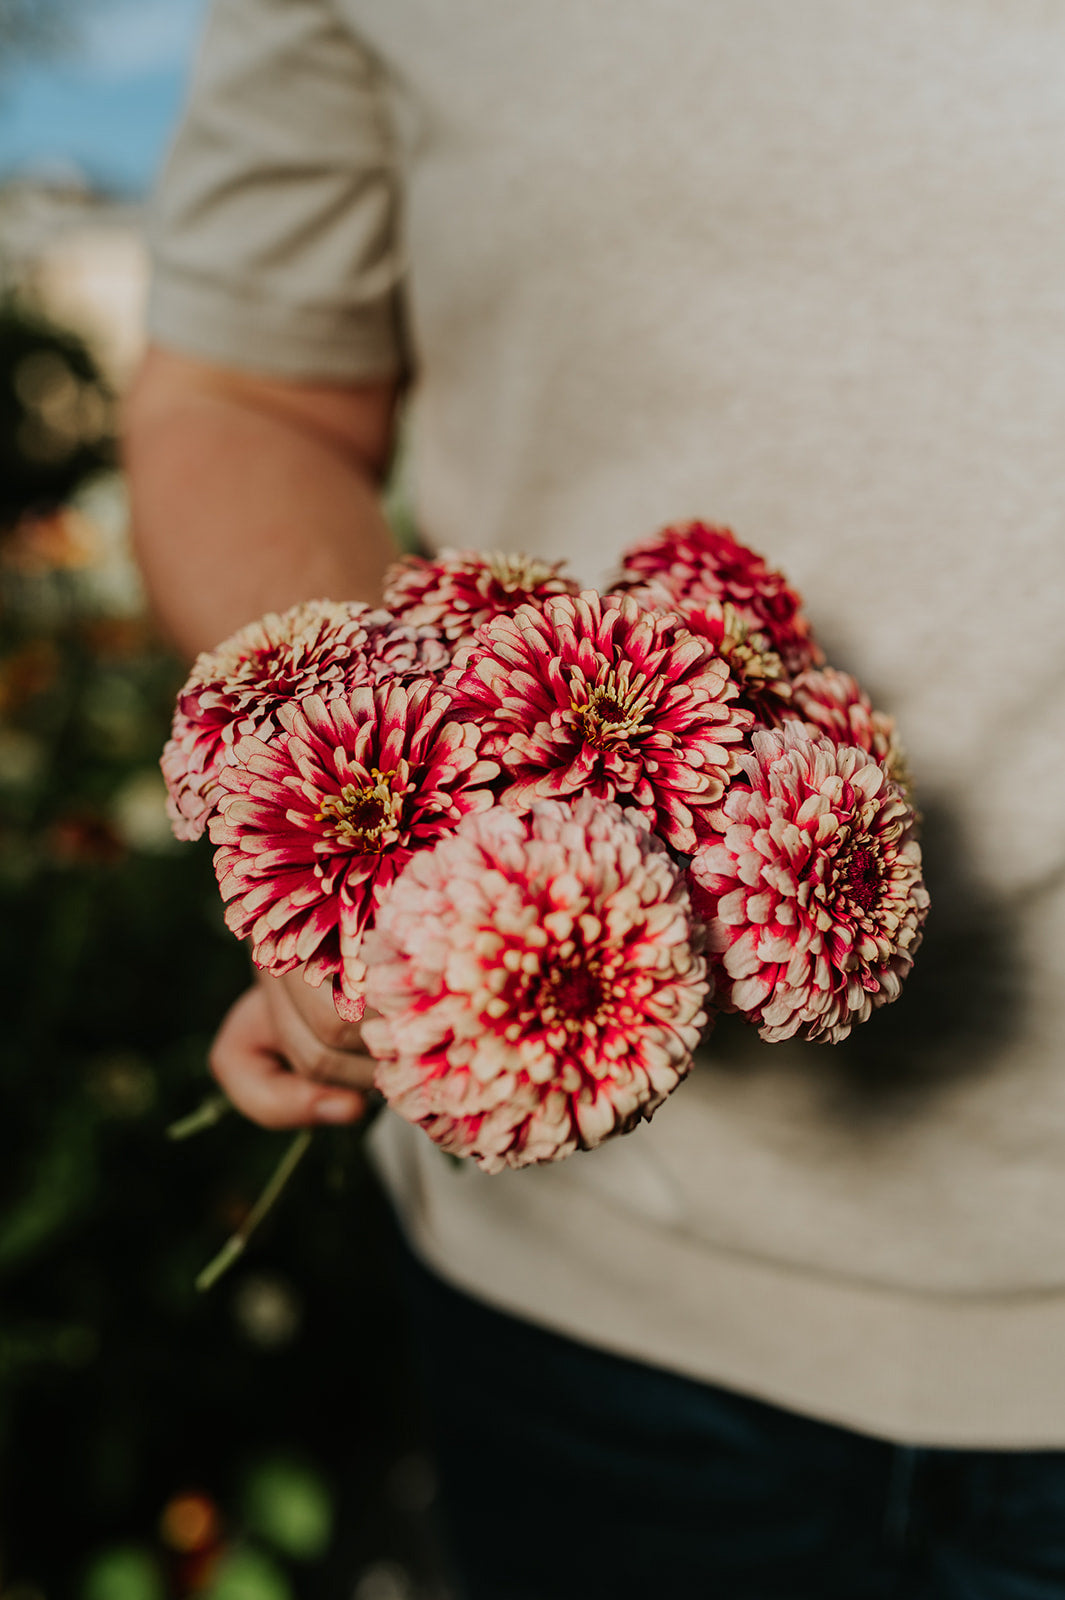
[{"x1": 124, "y1": 344, "x2": 401, "y2": 1128}]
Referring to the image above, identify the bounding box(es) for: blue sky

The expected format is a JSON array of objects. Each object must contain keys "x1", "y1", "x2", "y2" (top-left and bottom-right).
[{"x1": 0, "y1": 0, "x2": 209, "y2": 196}]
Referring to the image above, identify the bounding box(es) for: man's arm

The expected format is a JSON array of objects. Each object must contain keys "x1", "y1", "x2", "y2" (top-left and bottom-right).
[
  {"x1": 124, "y1": 344, "x2": 402, "y2": 1126},
  {"x1": 125, "y1": 345, "x2": 400, "y2": 654}
]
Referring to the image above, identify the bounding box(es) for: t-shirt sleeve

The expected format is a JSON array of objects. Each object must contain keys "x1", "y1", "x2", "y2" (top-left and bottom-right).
[{"x1": 146, "y1": 0, "x2": 407, "y2": 381}]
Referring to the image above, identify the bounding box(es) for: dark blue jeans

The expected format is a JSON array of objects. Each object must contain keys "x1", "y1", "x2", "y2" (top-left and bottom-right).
[{"x1": 399, "y1": 1248, "x2": 1065, "y2": 1600}]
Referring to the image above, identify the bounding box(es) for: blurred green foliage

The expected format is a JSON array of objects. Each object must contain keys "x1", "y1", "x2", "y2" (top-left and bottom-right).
[
  {"x1": 241, "y1": 1457, "x2": 334, "y2": 1563},
  {"x1": 0, "y1": 309, "x2": 445, "y2": 1599},
  {"x1": 0, "y1": 300, "x2": 115, "y2": 529},
  {"x1": 80, "y1": 1547, "x2": 165, "y2": 1600}
]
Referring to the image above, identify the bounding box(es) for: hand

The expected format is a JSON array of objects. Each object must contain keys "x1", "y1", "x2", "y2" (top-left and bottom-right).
[{"x1": 209, "y1": 968, "x2": 376, "y2": 1129}]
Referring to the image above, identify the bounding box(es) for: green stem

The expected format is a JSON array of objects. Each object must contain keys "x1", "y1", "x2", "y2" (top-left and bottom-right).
[
  {"x1": 195, "y1": 1129, "x2": 314, "y2": 1294},
  {"x1": 167, "y1": 1092, "x2": 232, "y2": 1142}
]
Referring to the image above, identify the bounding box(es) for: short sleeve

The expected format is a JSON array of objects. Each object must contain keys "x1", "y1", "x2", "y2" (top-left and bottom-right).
[{"x1": 147, "y1": 0, "x2": 408, "y2": 381}]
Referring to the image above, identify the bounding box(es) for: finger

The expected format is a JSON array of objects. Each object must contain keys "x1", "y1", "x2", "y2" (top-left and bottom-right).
[
  {"x1": 210, "y1": 987, "x2": 366, "y2": 1129},
  {"x1": 260, "y1": 978, "x2": 378, "y2": 1091},
  {"x1": 275, "y1": 968, "x2": 369, "y2": 1052}
]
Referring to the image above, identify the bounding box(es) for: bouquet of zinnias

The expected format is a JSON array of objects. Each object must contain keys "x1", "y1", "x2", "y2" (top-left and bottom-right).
[{"x1": 164, "y1": 524, "x2": 928, "y2": 1176}]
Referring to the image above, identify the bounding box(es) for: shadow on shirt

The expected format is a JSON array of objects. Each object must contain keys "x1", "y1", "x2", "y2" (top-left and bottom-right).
[{"x1": 705, "y1": 797, "x2": 1029, "y2": 1121}]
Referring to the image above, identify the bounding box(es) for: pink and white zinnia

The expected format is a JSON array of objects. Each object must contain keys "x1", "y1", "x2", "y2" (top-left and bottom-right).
[
  {"x1": 363, "y1": 797, "x2": 710, "y2": 1173},
  {"x1": 383, "y1": 549, "x2": 579, "y2": 646},
  {"x1": 208, "y1": 681, "x2": 497, "y2": 1019},
  {"x1": 689, "y1": 726, "x2": 928, "y2": 1043},
  {"x1": 445, "y1": 590, "x2": 752, "y2": 852},
  {"x1": 787, "y1": 666, "x2": 910, "y2": 795},
  {"x1": 615, "y1": 520, "x2": 823, "y2": 676},
  {"x1": 162, "y1": 599, "x2": 450, "y2": 842}
]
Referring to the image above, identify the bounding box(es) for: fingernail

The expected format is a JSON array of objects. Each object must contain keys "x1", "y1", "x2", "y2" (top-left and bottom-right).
[{"x1": 314, "y1": 1095, "x2": 362, "y2": 1124}]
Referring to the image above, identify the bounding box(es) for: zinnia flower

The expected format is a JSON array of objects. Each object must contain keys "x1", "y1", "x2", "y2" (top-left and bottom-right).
[
  {"x1": 382, "y1": 549, "x2": 579, "y2": 645},
  {"x1": 162, "y1": 599, "x2": 449, "y2": 841},
  {"x1": 362, "y1": 615, "x2": 453, "y2": 683},
  {"x1": 788, "y1": 666, "x2": 911, "y2": 795},
  {"x1": 207, "y1": 681, "x2": 497, "y2": 1019},
  {"x1": 445, "y1": 590, "x2": 752, "y2": 852},
  {"x1": 627, "y1": 588, "x2": 793, "y2": 731},
  {"x1": 615, "y1": 521, "x2": 822, "y2": 674},
  {"x1": 362, "y1": 796, "x2": 710, "y2": 1172},
  {"x1": 688, "y1": 725, "x2": 928, "y2": 1043}
]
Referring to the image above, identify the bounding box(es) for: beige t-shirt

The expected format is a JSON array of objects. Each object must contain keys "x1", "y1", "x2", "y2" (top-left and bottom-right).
[{"x1": 150, "y1": 0, "x2": 1065, "y2": 1445}]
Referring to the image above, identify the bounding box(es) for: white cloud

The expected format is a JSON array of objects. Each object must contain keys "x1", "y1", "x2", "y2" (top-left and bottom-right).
[{"x1": 81, "y1": 0, "x2": 209, "y2": 81}]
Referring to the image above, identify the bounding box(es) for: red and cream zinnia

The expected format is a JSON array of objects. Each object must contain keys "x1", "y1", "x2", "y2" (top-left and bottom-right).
[
  {"x1": 445, "y1": 590, "x2": 752, "y2": 852},
  {"x1": 161, "y1": 599, "x2": 450, "y2": 842},
  {"x1": 615, "y1": 521, "x2": 823, "y2": 675},
  {"x1": 383, "y1": 549, "x2": 579, "y2": 646},
  {"x1": 207, "y1": 681, "x2": 497, "y2": 1019},
  {"x1": 362, "y1": 796, "x2": 710, "y2": 1172},
  {"x1": 626, "y1": 589, "x2": 794, "y2": 732},
  {"x1": 788, "y1": 666, "x2": 911, "y2": 795},
  {"x1": 688, "y1": 725, "x2": 928, "y2": 1043}
]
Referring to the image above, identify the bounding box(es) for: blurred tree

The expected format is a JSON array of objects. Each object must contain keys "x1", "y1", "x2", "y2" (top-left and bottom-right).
[
  {"x1": 0, "y1": 298, "x2": 115, "y2": 533},
  {"x1": 0, "y1": 280, "x2": 439, "y2": 1589},
  {"x1": 0, "y1": 484, "x2": 446, "y2": 1597}
]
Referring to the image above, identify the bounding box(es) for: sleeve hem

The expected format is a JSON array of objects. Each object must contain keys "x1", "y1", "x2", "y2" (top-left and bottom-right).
[{"x1": 146, "y1": 271, "x2": 408, "y2": 383}]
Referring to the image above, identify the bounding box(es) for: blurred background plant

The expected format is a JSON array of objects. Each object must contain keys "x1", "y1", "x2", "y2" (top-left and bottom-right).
[{"x1": 0, "y1": 6, "x2": 437, "y2": 1597}]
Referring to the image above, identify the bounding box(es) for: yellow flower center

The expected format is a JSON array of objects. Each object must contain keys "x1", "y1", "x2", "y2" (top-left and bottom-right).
[
  {"x1": 316, "y1": 770, "x2": 398, "y2": 852},
  {"x1": 486, "y1": 552, "x2": 558, "y2": 593},
  {"x1": 718, "y1": 605, "x2": 786, "y2": 695},
  {"x1": 571, "y1": 671, "x2": 654, "y2": 748}
]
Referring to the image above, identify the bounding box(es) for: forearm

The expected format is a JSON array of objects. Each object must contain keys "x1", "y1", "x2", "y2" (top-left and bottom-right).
[
  {"x1": 124, "y1": 346, "x2": 400, "y2": 659},
  {"x1": 124, "y1": 347, "x2": 396, "y2": 1123}
]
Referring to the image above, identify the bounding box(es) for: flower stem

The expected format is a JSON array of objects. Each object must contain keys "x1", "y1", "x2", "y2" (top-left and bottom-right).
[
  {"x1": 195, "y1": 1129, "x2": 314, "y2": 1294},
  {"x1": 167, "y1": 1092, "x2": 232, "y2": 1142}
]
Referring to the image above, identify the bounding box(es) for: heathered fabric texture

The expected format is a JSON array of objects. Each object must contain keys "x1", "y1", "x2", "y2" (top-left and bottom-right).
[{"x1": 150, "y1": 0, "x2": 1065, "y2": 1445}]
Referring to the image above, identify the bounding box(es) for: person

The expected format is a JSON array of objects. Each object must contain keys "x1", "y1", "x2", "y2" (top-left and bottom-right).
[{"x1": 125, "y1": 2, "x2": 1065, "y2": 1595}]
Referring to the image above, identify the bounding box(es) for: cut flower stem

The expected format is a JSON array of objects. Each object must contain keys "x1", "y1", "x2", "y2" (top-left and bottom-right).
[
  {"x1": 167, "y1": 1091, "x2": 232, "y2": 1141},
  {"x1": 195, "y1": 1128, "x2": 315, "y2": 1294}
]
